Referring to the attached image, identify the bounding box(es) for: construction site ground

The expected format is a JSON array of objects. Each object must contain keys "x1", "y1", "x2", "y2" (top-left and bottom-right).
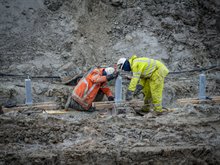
[
  {"x1": 0, "y1": 102, "x2": 220, "y2": 164},
  {"x1": 0, "y1": 0, "x2": 220, "y2": 164}
]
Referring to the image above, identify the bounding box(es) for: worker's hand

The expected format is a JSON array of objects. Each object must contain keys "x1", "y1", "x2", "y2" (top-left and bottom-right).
[
  {"x1": 106, "y1": 74, "x2": 114, "y2": 81},
  {"x1": 126, "y1": 90, "x2": 133, "y2": 101},
  {"x1": 125, "y1": 75, "x2": 132, "y2": 80},
  {"x1": 114, "y1": 71, "x2": 119, "y2": 78},
  {"x1": 106, "y1": 72, "x2": 119, "y2": 81},
  {"x1": 134, "y1": 84, "x2": 143, "y2": 96},
  {"x1": 108, "y1": 96, "x2": 114, "y2": 101}
]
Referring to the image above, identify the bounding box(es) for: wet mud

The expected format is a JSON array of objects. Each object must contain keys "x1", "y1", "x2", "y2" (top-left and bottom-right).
[{"x1": 0, "y1": 104, "x2": 220, "y2": 164}]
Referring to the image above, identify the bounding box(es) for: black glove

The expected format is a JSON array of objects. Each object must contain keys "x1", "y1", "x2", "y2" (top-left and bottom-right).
[
  {"x1": 126, "y1": 90, "x2": 133, "y2": 101},
  {"x1": 108, "y1": 96, "x2": 114, "y2": 101},
  {"x1": 134, "y1": 84, "x2": 143, "y2": 96},
  {"x1": 106, "y1": 74, "x2": 114, "y2": 81},
  {"x1": 114, "y1": 71, "x2": 119, "y2": 78},
  {"x1": 106, "y1": 72, "x2": 119, "y2": 81}
]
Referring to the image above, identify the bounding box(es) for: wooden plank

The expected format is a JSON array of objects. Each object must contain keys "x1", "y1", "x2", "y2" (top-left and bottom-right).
[
  {"x1": 177, "y1": 96, "x2": 220, "y2": 104},
  {"x1": 177, "y1": 96, "x2": 220, "y2": 102},
  {"x1": 15, "y1": 101, "x2": 56, "y2": 107},
  {"x1": 45, "y1": 109, "x2": 69, "y2": 114},
  {"x1": 2, "y1": 102, "x2": 58, "y2": 113},
  {"x1": 92, "y1": 100, "x2": 144, "y2": 110}
]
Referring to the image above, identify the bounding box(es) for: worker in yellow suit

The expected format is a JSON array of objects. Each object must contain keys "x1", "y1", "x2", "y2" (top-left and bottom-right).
[{"x1": 117, "y1": 55, "x2": 169, "y2": 114}]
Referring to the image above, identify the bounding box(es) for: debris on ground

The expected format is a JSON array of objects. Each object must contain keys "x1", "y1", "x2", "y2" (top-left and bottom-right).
[{"x1": 0, "y1": 103, "x2": 220, "y2": 164}]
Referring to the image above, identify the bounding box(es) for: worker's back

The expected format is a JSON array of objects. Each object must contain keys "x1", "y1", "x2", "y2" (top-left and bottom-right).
[{"x1": 71, "y1": 68, "x2": 109, "y2": 110}]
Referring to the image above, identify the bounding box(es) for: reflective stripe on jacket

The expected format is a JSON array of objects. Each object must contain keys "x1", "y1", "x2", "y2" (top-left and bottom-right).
[
  {"x1": 128, "y1": 55, "x2": 169, "y2": 91},
  {"x1": 72, "y1": 68, "x2": 113, "y2": 110}
]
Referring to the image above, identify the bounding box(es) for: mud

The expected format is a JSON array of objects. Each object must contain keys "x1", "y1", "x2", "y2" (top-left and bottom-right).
[
  {"x1": 0, "y1": 0, "x2": 220, "y2": 164},
  {"x1": 0, "y1": 0, "x2": 220, "y2": 107},
  {"x1": 0, "y1": 104, "x2": 220, "y2": 164}
]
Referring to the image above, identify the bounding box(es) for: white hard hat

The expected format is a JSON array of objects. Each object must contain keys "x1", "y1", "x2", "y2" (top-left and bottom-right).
[
  {"x1": 105, "y1": 67, "x2": 115, "y2": 75},
  {"x1": 117, "y1": 58, "x2": 127, "y2": 70}
]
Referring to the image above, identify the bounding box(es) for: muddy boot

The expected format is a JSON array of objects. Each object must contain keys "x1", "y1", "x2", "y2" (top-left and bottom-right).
[
  {"x1": 152, "y1": 110, "x2": 168, "y2": 116},
  {"x1": 141, "y1": 100, "x2": 151, "y2": 113},
  {"x1": 140, "y1": 107, "x2": 150, "y2": 113}
]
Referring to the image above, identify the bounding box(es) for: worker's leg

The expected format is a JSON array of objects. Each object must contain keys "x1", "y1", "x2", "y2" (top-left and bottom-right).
[
  {"x1": 140, "y1": 78, "x2": 151, "y2": 112},
  {"x1": 93, "y1": 90, "x2": 104, "y2": 102},
  {"x1": 65, "y1": 96, "x2": 85, "y2": 111},
  {"x1": 65, "y1": 95, "x2": 96, "y2": 112},
  {"x1": 150, "y1": 70, "x2": 164, "y2": 113}
]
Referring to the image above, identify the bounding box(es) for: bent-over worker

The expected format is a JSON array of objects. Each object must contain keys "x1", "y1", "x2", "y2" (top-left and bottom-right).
[
  {"x1": 117, "y1": 55, "x2": 169, "y2": 114},
  {"x1": 65, "y1": 67, "x2": 118, "y2": 111}
]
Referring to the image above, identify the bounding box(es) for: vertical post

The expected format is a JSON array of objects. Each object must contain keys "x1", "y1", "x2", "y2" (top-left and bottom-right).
[
  {"x1": 114, "y1": 63, "x2": 122, "y2": 103},
  {"x1": 25, "y1": 76, "x2": 33, "y2": 105},
  {"x1": 198, "y1": 72, "x2": 206, "y2": 100},
  {"x1": 115, "y1": 75, "x2": 122, "y2": 102},
  {"x1": 111, "y1": 74, "x2": 122, "y2": 116},
  {"x1": 111, "y1": 64, "x2": 122, "y2": 115}
]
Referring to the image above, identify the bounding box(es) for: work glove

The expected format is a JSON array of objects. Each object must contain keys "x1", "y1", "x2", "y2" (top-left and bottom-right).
[
  {"x1": 134, "y1": 84, "x2": 143, "y2": 96},
  {"x1": 106, "y1": 72, "x2": 119, "y2": 81},
  {"x1": 126, "y1": 90, "x2": 133, "y2": 101},
  {"x1": 108, "y1": 96, "x2": 115, "y2": 101}
]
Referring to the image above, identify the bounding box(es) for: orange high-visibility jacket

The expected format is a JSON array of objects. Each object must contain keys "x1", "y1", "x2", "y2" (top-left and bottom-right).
[{"x1": 71, "y1": 68, "x2": 113, "y2": 110}]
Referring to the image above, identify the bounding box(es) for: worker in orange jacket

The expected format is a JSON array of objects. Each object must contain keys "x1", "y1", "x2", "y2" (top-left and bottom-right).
[{"x1": 65, "y1": 67, "x2": 118, "y2": 111}]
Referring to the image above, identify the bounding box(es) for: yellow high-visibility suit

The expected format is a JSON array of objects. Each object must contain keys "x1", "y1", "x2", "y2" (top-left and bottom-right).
[{"x1": 128, "y1": 55, "x2": 169, "y2": 112}]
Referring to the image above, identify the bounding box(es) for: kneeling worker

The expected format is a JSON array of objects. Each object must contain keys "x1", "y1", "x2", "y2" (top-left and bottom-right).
[
  {"x1": 117, "y1": 55, "x2": 169, "y2": 115},
  {"x1": 65, "y1": 67, "x2": 118, "y2": 111}
]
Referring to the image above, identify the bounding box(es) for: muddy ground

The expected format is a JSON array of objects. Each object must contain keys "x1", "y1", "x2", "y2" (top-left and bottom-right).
[
  {"x1": 0, "y1": 0, "x2": 219, "y2": 105},
  {"x1": 0, "y1": 103, "x2": 220, "y2": 164},
  {"x1": 0, "y1": 0, "x2": 220, "y2": 164}
]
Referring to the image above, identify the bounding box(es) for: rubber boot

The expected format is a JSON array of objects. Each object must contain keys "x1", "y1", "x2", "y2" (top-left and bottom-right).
[{"x1": 141, "y1": 100, "x2": 151, "y2": 113}]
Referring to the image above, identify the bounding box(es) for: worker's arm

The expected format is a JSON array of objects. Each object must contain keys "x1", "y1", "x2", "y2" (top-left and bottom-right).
[
  {"x1": 128, "y1": 63, "x2": 143, "y2": 91},
  {"x1": 100, "y1": 83, "x2": 113, "y2": 97},
  {"x1": 91, "y1": 70, "x2": 118, "y2": 83},
  {"x1": 90, "y1": 71, "x2": 107, "y2": 84}
]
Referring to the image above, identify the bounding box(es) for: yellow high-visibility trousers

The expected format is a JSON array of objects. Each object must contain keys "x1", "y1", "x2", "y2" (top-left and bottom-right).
[{"x1": 139, "y1": 66, "x2": 168, "y2": 112}]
